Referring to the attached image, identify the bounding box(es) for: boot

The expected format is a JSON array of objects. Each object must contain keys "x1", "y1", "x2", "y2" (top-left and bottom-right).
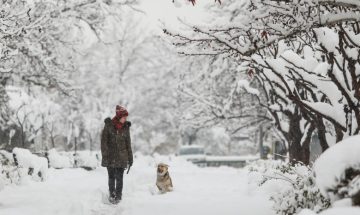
[
  {"x1": 115, "y1": 192, "x2": 122, "y2": 203},
  {"x1": 109, "y1": 191, "x2": 117, "y2": 204}
]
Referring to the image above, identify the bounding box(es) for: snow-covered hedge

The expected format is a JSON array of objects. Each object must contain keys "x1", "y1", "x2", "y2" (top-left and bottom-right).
[
  {"x1": 314, "y1": 135, "x2": 360, "y2": 206},
  {"x1": 0, "y1": 148, "x2": 102, "y2": 190},
  {"x1": 47, "y1": 149, "x2": 100, "y2": 170},
  {"x1": 0, "y1": 150, "x2": 18, "y2": 190},
  {"x1": 13, "y1": 148, "x2": 48, "y2": 182},
  {"x1": 248, "y1": 160, "x2": 330, "y2": 215},
  {"x1": 73, "y1": 151, "x2": 100, "y2": 170},
  {"x1": 47, "y1": 149, "x2": 72, "y2": 169},
  {"x1": 0, "y1": 148, "x2": 48, "y2": 190}
]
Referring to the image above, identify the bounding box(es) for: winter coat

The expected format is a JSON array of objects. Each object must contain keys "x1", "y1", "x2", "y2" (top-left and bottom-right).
[{"x1": 101, "y1": 117, "x2": 133, "y2": 168}]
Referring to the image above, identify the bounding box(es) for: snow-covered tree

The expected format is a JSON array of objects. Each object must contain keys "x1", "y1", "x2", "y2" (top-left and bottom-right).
[
  {"x1": 177, "y1": 54, "x2": 272, "y2": 154},
  {"x1": 0, "y1": 0, "x2": 139, "y2": 150},
  {"x1": 51, "y1": 9, "x2": 184, "y2": 154},
  {"x1": 167, "y1": 0, "x2": 360, "y2": 164}
]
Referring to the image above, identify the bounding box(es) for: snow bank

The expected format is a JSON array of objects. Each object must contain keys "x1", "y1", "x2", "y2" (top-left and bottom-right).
[
  {"x1": 47, "y1": 149, "x2": 72, "y2": 169},
  {"x1": 314, "y1": 135, "x2": 360, "y2": 199},
  {"x1": 12, "y1": 148, "x2": 48, "y2": 182}
]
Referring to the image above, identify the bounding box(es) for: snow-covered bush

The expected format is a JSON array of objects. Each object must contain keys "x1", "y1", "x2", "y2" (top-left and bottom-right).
[
  {"x1": 248, "y1": 160, "x2": 330, "y2": 215},
  {"x1": 49, "y1": 149, "x2": 101, "y2": 170},
  {"x1": 47, "y1": 149, "x2": 72, "y2": 169},
  {"x1": 0, "y1": 150, "x2": 18, "y2": 190},
  {"x1": 73, "y1": 151, "x2": 101, "y2": 170},
  {"x1": 314, "y1": 135, "x2": 360, "y2": 206},
  {"x1": 53, "y1": 150, "x2": 101, "y2": 170},
  {"x1": 1, "y1": 148, "x2": 48, "y2": 188},
  {"x1": 12, "y1": 148, "x2": 48, "y2": 182}
]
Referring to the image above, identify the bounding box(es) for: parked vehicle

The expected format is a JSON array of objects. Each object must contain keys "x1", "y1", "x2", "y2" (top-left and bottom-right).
[
  {"x1": 177, "y1": 145, "x2": 206, "y2": 166},
  {"x1": 178, "y1": 145, "x2": 259, "y2": 168}
]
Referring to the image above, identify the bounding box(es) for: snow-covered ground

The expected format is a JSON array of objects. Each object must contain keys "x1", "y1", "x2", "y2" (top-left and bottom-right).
[{"x1": 0, "y1": 155, "x2": 274, "y2": 215}]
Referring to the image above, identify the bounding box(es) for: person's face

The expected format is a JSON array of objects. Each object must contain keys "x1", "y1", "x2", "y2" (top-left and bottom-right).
[{"x1": 120, "y1": 116, "x2": 127, "y2": 124}]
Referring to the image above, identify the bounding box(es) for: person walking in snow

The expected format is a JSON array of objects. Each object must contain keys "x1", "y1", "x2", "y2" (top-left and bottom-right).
[{"x1": 101, "y1": 105, "x2": 133, "y2": 204}]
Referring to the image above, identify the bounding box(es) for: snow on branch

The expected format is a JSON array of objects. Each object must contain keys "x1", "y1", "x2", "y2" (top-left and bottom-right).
[{"x1": 237, "y1": 80, "x2": 260, "y2": 96}]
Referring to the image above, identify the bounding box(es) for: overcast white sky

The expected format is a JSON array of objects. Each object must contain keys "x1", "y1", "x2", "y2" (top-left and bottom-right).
[{"x1": 137, "y1": 0, "x2": 211, "y2": 33}]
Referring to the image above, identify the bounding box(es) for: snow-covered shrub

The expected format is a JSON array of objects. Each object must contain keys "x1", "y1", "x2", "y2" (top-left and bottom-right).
[
  {"x1": 314, "y1": 135, "x2": 360, "y2": 206},
  {"x1": 12, "y1": 148, "x2": 48, "y2": 182},
  {"x1": 73, "y1": 151, "x2": 100, "y2": 170},
  {"x1": 0, "y1": 150, "x2": 19, "y2": 189},
  {"x1": 47, "y1": 149, "x2": 72, "y2": 169},
  {"x1": 248, "y1": 160, "x2": 330, "y2": 215},
  {"x1": 48, "y1": 150, "x2": 101, "y2": 170},
  {"x1": 1, "y1": 148, "x2": 48, "y2": 188}
]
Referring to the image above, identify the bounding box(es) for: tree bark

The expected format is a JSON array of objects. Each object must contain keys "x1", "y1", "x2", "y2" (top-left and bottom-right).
[
  {"x1": 287, "y1": 111, "x2": 315, "y2": 166},
  {"x1": 315, "y1": 116, "x2": 329, "y2": 152}
]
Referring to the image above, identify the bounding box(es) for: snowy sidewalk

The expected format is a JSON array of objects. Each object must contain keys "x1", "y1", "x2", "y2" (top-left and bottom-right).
[{"x1": 0, "y1": 157, "x2": 274, "y2": 215}]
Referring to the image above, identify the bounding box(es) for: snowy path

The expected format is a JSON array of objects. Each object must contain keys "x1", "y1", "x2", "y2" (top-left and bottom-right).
[{"x1": 0, "y1": 157, "x2": 275, "y2": 215}]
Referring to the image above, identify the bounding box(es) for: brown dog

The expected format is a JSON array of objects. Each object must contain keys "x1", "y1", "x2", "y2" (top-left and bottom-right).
[{"x1": 156, "y1": 163, "x2": 173, "y2": 193}]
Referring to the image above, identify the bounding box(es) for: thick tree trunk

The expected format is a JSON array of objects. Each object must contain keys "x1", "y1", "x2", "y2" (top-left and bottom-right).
[
  {"x1": 288, "y1": 136, "x2": 312, "y2": 166},
  {"x1": 287, "y1": 114, "x2": 304, "y2": 165},
  {"x1": 287, "y1": 113, "x2": 314, "y2": 166},
  {"x1": 289, "y1": 140, "x2": 311, "y2": 166}
]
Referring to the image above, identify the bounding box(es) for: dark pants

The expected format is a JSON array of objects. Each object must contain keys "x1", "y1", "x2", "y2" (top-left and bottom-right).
[{"x1": 107, "y1": 167, "x2": 125, "y2": 198}]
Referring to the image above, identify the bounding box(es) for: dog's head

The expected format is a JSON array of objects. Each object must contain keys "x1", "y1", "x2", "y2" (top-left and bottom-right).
[{"x1": 157, "y1": 163, "x2": 169, "y2": 175}]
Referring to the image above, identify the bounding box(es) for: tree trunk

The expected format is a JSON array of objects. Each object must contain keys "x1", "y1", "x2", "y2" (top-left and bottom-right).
[
  {"x1": 21, "y1": 126, "x2": 25, "y2": 148},
  {"x1": 259, "y1": 125, "x2": 266, "y2": 159},
  {"x1": 287, "y1": 113, "x2": 314, "y2": 166},
  {"x1": 51, "y1": 135, "x2": 55, "y2": 148},
  {"x1": 335, "y1": 125, "x2": 344, "y2": 143},
  {"x1": 315, "y1": 116, "x2": 329, "y2": 152},
  {"x1": 288, "y1": 114, "x2": 303, "y2": 165}
]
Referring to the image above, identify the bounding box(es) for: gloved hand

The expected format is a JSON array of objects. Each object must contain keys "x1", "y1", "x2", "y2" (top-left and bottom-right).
[{"x1": 126, "y1": 161, "x2": 133, "y2": 174}]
